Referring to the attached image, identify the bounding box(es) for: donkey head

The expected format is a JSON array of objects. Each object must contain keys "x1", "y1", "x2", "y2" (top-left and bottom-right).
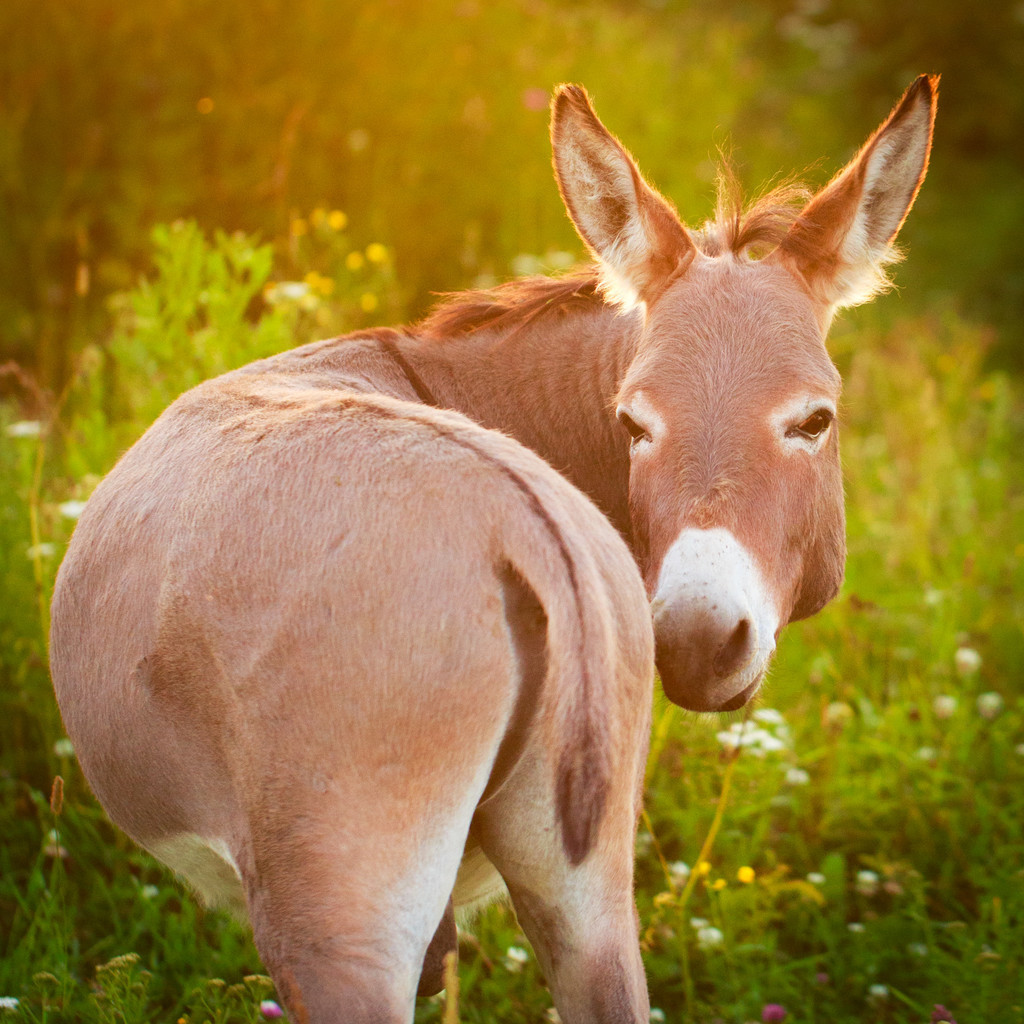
[{"x1": 552, "y1": 77, "x2": 937, "y2": 711}]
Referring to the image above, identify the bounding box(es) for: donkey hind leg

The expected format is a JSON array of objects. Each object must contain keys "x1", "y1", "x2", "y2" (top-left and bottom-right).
[{"x1": 473, "y1": 780, "x2": 648, "y2": 1024}]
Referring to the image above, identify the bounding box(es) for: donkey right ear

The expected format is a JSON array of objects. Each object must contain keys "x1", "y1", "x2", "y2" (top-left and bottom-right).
[{"x1": 551, "y1": 85, "x2": 695, "y2": 310}]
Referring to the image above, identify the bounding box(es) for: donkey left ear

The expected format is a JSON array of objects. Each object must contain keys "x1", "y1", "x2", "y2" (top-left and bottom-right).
[
  {"x1": 773, "y1": 75, "x2": 939, "y2": 317},
  {"x1": 551, "y1": 85, "x2": 695, "y2": 309}
]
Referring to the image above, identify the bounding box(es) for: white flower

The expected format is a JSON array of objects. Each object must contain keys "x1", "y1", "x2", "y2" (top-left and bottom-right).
[
  {"x1": 932, "y1": 695, "x2": 958, "y2": 719},
  {"x1": 689, "y1": 917, "x2": 709, "y2": 929},
  {"x1": 545, "y1": 1009, "x2": 562, "y2": 1023},
  {"x1": 954, "y1": 647, "x2": 982, "y2": 676},
  {"x1": 907, "y1": 942, "x2": 928, "y2": 957},
  {"x1": 649, "y1": 1010, "x2": 666, "y2": 1023},
  {"x1": 855, "y1": 870, "x2": 879, "y2": 896},
  {"x1": 806, "y1": 872, "x2": 826, "y2": 885},
  {"x1": 141, "y1": 884, "x2": 160, "y2": 899},
  {"x1": 753, "y1": 708, "x2": 785, "y2": 725},
  {"x1": 58, "y1": 500, "x2": 88, "y2": 519},
  {"x1": 0, "y1": 997, "x2": 19, "y2": 1010},
  {"x1": 53, "y1": 738, "x2": 74, "y2": 758},
  {"x1": 504, "y1": 946, "x2": 529, "y2": 972},
  {"x1": 6, "y1": 420, "x2": 42, "y2": 438},
  {"x1": 977, "y1": 692, "x2": 1004, "y2": 719},
  {"x1": 668, "y1": 860, "x2": 690, "y2": 884},
  {"x1": 696, "y1": 925, "x2": 724, "y2": 949},
  {"x1": 867, "y1": 983, "x2": 889, "y2": 1001},
  {"x1": 916, "y1": 746, "x2": 938, "y2": 761},
  {"x1": 785, "y1": 767, "x2": 810, "y2": 786},
  {"x1": 847, "y1": 922, "x2": 865, "y2": 933},
  {"x1": 26, "y1": 542, "x2": 56, "y2": 559},
  {"x1": 825, "y1": 701, "x2": 854, "y2": 727}
]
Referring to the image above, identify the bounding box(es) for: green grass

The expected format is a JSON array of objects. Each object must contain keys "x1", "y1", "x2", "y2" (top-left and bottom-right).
[{"x1": 1, "y1": 225, "x2": 1021, "y2": 1023}]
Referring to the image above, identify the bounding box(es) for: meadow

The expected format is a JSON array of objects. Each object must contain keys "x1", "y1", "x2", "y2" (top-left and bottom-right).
[{"x1": 2, "y1": 2, "x2": 1023, "y2": 1022}]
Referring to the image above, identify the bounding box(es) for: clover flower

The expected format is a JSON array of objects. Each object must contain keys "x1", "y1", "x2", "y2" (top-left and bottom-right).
[
  {"x1": 954, "y1": 647, "x2": 981, "y2": 677},
  {"x1": 762, "y1": 1005, "x2": 787, "y2": 1023},
  {"x1": 696, "y1": 925, "x2": 724, "y2": 949},
  {"x1": 6, "y1": 420, "x2": 42, "y2": 438},
  {"x1": 785, "y1": 767, "x2": 810, "y2": 786},
  {"x1": 806, "y1": 872, "x2": 826, "y2": 885},
  {"x1": 930, "y1": 1005, "x2": 957, "y2": 1024},
  {"x1": 933, "y1": 695, "x2": 958, "y2": 719},
  {"x1": 976, "y1": 692, "x2": 1004, "y2": 719},
  {"x1": 648, "y1": 1010, "x2": 666, "y2": 1023},
  {"x1": 0, "y1": 998, "x2": 19, "y2": 1012},
  {"x1": 259, "y1": 1000, "x2": 284, "y2": 1019},
  {"x1": 824, "y1": 701, "x2": 854, "y2": 728},
  {"x1": 504, "y1": 946, "x2": 529, "y2": 973},
  {"x1": 855, "y1": 870, "x2": 880, "y2": 896},
  {"x1": 867, "y1": 983, "x2": 889, "y2": 1002}
]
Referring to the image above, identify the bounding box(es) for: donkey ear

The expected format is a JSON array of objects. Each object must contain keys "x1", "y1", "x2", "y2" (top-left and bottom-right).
[
  {"x1": 551, "y1": 85, "x2": 695, "y2": 309},
  {"x1": 775, "y1": 75, "x2": 938, "y2": 316}
]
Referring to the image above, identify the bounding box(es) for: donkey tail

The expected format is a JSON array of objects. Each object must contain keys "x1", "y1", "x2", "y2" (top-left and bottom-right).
[{"x1": 500, "y1": 465, "x2": 650, "y2": 866}]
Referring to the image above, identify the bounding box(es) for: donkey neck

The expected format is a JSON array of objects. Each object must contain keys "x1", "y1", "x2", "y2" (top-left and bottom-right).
[{"x1": 404, "y1": 299, "x2": 640, "y2": 541}]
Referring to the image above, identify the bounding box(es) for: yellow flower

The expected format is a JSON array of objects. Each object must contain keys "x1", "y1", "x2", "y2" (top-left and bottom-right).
[
  {"x1": 737, "y1": 866, "x2": 755, "y2": 884},
  {"x1": 304, "y1": 271, "x2": 335, "y2": 296},
  {"x1": 346, "y1": 251, "x2": 365, "y2": 271},
  {"x1": 290, "y1": 218, "x2": 308, "y2": 237},
  {"x1": 365, "y1": 242, "x2": 388, "y2": 264},
  {"x1": 359, "y1": 292, "x2": 379, "y2": 312},
  {"x1": 711, "y1": 878, "x2": 727, "y2": 891},
  {"x1": 695, "y1": 860, "x2": 711, "y2": 876},
  {"x1": 328, "y1": 209, "x2": 348, "y2": 231}
]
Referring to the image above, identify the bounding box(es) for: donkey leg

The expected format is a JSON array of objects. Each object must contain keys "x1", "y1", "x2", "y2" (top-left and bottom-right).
[
  {"x1": 474, "y1": 797, "x2": 649, "y2": 1024},
  {"x1": 417, "y1": 896, "x2": 457, "y2": 997}
]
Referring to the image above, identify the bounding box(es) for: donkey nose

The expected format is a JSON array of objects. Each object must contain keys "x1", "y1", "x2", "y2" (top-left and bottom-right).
[
  {"x1": 654, "y1": 607, "x2": 758, "y2": 709},
  {"x1": 713, "y1": 617, "x2": 752, "y2": 677}
]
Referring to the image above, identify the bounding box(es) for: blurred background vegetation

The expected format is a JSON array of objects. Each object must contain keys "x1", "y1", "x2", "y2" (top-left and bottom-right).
[
  {"x1": 1, "y1": 0, "x2": 1022, "y2": 393},
  {"x1": 3, "y1": 2, "x2": 1024, "y2": 1022}
]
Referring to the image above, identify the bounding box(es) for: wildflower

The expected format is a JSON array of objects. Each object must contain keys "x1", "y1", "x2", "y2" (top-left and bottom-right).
[
  {"x1": 59, "y1": 499, "x2": 88, "y2": 519},
  {"x1": 785, "y1": 767, "x2": 810, "y2": 786},
  {"x1": 977, "y1": 692, "x2": 1004, "y2": 719},
  {"x1": 815, "y1": 972, "x2": 830, "y2": 985},
  {"x1": 260, "y1": 1000, "x2": 284, "y2": 1019},
  {"x1": 847, "y1": 922, "x2": 865, "y2": 933},
  {"x1": 6, "y1": 420, "x2": 42, "y2": 437},
  {"x1": 266, "y1": 281, "x2": 309, "y2": 304},
  {"x1": 825, "y1": 701, "x2": 854, "y2": 728},
  {"x1": 696, "y1": 925, "x2": 724, "y2": 949},
  {"x1": 44, "y1": 829, "x2": 67, "y2": 859},
  {"x1": 359, "y1": 293, "x2": 379, "y2": 313},
  {"x1": 327, "y1": 210, "x2": 348, "y2": 231},
  {"x1": 53, "y1": 738, "x2": 74, "y2": 758},
  {"x1": 711, "y1": 878, "x2": 727, "y2": 891},
  {"x1": 753, "y1": 708, "x2": 785, "y2": 725},
  {"x1": 806, "y1": 872, "x2": 826, "y2": 885},
  {"x1": 141, "y1": 884, "x2": 160, "y2": 899},
  {"x1": 689, "y1": 917, "x2": 709, "y2": 929},
  {"x1": 649, "y1": 1010, "x2": 667, "y2": 1023},
  {"x1": 365, "y1": 242, "x2": 389, "y2": 264},
  {"x1": 762, "y1": 1005, "x2": 787, "y2": 1023},
  {"x1": 546, "y1": 1009, "x2": 562, "y2": 1023},
  {"x1": 954, "y1": 647, "x2": 981, "y2": 676},
  {"x1": 867, "y1": 983, "x2": 889, "y2": 1002},
  {"x1": 0, "y1": 998, "x2": 19, "y2": 1011},
  {"x1": 916, "y1": 746, "x2": 938, "y2": 761},
  {"x1": 504, "y1": 946, "x2": 529, "y2": 973},
  {"x1": 932, "y1": 694, "x2": 957, "y2": 719},
  {"x1": 855, "y1": 870, "x2": 879, "y2": 896},
  {"x1": 26, "y1": 543, "x2": 56, "y2": 559},
  {"x1": 737, "y1": 865, "x2": 755, "y2": 884},
  {"x1": 346, "y1": 251, "x2": 366, "y2": 271},
  {"x1": 695, "y1": 860, "x2": 711, "y2": 876},
  {"x1": 883, "y1": 879, "x2": 904, "y2": 896},
  {"x1": 908, "y1": 942, "x2": 928, "y2": 957},
  {"x1": 716, "y1": 721, "x2": 787, "y2": 756},
  {"x1": 931, "y1": 1005, "x2": 958, "y2": 1024}
]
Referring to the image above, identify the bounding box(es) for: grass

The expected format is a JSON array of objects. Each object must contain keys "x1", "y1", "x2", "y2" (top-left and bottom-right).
[{"x1": 1, "y1": 224, "x2": 1021, "y2": 1023}]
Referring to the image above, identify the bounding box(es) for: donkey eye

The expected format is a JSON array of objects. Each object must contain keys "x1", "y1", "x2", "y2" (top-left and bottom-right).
[
  {"x1": 787, "y1": 409, "x2": 834, "y2": 440},
  {"x1": 616, "y1": 409, "x2": 650, "y2": 445}
]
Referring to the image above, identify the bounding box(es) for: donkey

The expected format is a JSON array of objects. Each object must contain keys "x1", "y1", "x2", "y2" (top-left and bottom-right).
[
  {"x1": 51, "y1": 77, "x2": 937, "y2": 1019},
  {"x1": 51, "y1": 390, "x2": 655, "y2": 1023}
]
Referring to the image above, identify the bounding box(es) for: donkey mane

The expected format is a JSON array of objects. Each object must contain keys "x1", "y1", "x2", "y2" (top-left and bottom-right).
[{"x1": 420, "y1": 172, "x2": 812, "y2": 337}]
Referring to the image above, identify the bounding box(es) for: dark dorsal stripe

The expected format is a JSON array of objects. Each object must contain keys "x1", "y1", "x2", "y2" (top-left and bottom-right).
[{"x1": 378, "y1": 334, "x2": 440, "y2": 408}]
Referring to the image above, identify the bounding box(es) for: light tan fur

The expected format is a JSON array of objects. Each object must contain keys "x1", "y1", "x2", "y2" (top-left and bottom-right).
[{"x1": 51, "y1": 374, "x2": 653, "y2": 1024}]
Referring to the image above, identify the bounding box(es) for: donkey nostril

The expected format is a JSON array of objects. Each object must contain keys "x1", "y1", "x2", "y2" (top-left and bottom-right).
[{"x1": 713, "y1": 618, "x2": 752, "y2": 677}]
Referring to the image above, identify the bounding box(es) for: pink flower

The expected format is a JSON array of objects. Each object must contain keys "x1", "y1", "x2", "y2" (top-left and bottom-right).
[
  {"x1": 762, "y1": 1005, "x2": 787, "y2": 1023},
  {"x1": 930, "y1": 1006, "x2": 957, "y2": 1024},
  {"x1": 260, "y1": 1000, "x2": 284, "y2": 1019}
]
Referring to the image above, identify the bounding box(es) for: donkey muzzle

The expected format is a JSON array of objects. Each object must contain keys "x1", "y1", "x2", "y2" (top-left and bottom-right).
[{"x1": 650, "y1": 527, "x2": 778, "y2": 712}]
